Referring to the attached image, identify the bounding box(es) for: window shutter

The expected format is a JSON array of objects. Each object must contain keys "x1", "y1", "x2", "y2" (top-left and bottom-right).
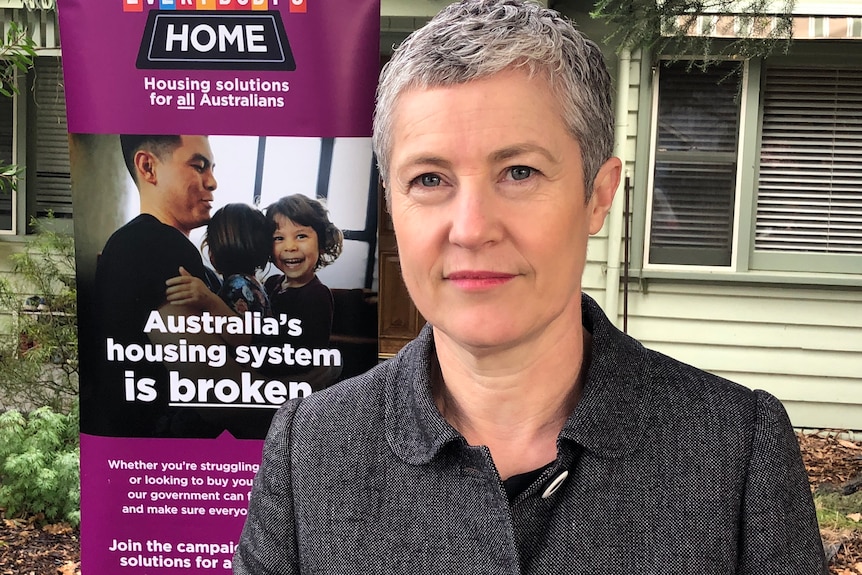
[
  {"x1": 756, "y1": 67, "x2": 862, "y2": 255},
  {"x1": 33, "y1": 56, "x2": 72, "y2": 218},
  {"x1": 648, "y1": 61, "x2": 742, "y2": 267}
]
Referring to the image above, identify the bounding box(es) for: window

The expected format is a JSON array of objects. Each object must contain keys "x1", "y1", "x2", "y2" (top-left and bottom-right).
[
  {"x1": 0, "y1": 56, "x2": 71, "y2": 235},
  {"x1": 643, "y1": 54, "x2": 862, "y2": 276},
  {"x1": 0, "y1": 88, "x2": 14, "y2": 232},
  {"x1": 755, "y1": 67, "x2": 862, "y2": 257},
  {"x1": 32, "y1": 56, "x2": 72, "y2": 221},
  {"x1": 646, "y1": 60, "x2": 742, "y2": 267}
]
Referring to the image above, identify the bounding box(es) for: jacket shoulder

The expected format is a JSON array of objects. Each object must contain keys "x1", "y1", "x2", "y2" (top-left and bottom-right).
[
  {"x1": 288, "y1": 359, "x2": 393, "y2": 446},
  {"x1": 644, "y1": 346, "x2": 756, "y2": 404}
]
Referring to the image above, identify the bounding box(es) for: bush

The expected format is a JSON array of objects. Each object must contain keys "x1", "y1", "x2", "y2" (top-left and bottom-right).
[
  {"x1": 0, "y1": 405, "x2": 79, "y2": 526},
  {"x1": 0, "y1": 217, "x2": 77, "y2": 412}
]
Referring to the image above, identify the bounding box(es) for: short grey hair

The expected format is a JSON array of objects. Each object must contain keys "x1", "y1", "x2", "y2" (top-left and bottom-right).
[{"x1": 372, "y1": 0, "x2": 614, "y2": 201}]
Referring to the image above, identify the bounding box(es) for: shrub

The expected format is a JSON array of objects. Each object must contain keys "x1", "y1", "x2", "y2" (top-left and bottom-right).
[
  {"x1": 0, "y1": 217, "x2": 77, "y2": 412},
  {"x1": 0, "y1": 405, "x2": 79, "y2": 526}
]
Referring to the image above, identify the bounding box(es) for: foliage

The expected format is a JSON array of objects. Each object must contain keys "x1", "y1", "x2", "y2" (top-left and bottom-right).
[
  {"x1": 815, "y1": 491, "x2": 862, "y2": 532},
  {"x1": 591, "y1": 0, "x2": 795, "y2": 62},
  {"x1": 0, "y1": 21, "x2": 36, "y2": 193},
  {"x1": 0, "y1": 405, "x2": 80, "y2": 526},
  {"x1": 0, "y1": 22, "x2": 36, "y2": 97},
  {"x1": 0, "y1": 11, "x2": 77, "y2": 531},
  {"x1": 0, "y1": 218, "x2": 78, "y2": 413}
]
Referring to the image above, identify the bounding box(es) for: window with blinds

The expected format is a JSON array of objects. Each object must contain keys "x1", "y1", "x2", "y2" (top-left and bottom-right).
[
  {"x1": 0, "y1": 92, "x2": 13, "y2": 232},
  {"x1": 755, "y1": 67, "x2": 862, "y2": 255},
  {"x1": 647, "y1": 60, "x2": 742, "y2": 267},
  {"x1": 32, "y1": 56, "x2": 71, "y2": 219},
  {"x1": 0, "y1": 57, "x2": 72, "y2": 235}
]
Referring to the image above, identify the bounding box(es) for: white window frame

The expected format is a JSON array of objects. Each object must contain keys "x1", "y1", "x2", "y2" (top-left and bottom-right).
[
  {"x1": 0, "y1": 53, "x2": 72, "y2": 238},
  {"x1": 0, "y1": 71, "x2": 21, "y2": 236},
  {"x1": 749, "y1": 63, "x2": 862, "y2": 273},
  {"x1": 640, "y1": 52, "x2": 862, "y2": 279},
  {"x1": 643, "y1": 57, "x2": 748, "y2": 273}
]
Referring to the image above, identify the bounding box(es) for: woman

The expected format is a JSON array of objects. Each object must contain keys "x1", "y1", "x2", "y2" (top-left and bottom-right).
[{"x1": 234, "y1": 1, "x2": 826, "y2": 573}]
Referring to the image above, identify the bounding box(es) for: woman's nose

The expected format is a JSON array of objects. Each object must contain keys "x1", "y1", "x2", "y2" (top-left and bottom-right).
[{"x1": 447, "y1": 182, "x2": 502, "y2": 249}]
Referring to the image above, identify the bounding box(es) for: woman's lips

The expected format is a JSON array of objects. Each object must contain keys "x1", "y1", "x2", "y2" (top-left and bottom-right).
[{"x1": 445, "y1": 270, "x2": 516, "y2": 290}]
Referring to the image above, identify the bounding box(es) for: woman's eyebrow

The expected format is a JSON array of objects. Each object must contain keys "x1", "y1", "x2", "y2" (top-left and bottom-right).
[
  {"x1": 398, "y1": 145, "x2": 558, "y2": 171},
  {"x1": 491, "y1": 144, "x2": 557, "y2": 164},
  {"x1": 398, "y1": 154, "x2": 451, "y2": 169}
]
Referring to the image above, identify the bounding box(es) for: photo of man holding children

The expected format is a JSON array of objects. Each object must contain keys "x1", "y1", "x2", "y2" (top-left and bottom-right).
[{"x1": 71, "y1": 133, "x2": 379, "y2": 439}]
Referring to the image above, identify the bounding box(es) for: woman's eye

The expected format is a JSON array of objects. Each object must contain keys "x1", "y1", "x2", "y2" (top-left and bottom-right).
[
  {"x1": 509, "y1": 166, "x2": 533, "y2": 181},
  {"x1": 415, "y1": 173, "x2": 441, "y2": 187}
]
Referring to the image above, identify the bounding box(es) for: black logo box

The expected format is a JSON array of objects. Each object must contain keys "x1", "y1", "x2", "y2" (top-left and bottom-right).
[{"x1": 137, "y1": 11, "x2": 296, "y2": 71}]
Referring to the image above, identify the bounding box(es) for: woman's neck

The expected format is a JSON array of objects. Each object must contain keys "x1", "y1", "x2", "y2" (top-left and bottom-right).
[{"x1": 432, "y1": 322, "x2": 591, "y2": 480}]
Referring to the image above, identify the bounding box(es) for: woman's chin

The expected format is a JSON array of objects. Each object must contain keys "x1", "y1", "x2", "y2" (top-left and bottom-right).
[{"x1": 431, "y1": 320, "x2": 531, "y2": 355}]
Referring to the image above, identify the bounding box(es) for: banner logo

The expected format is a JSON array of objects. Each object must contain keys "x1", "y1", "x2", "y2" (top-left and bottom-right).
[
  {"x1": 136, "y1": 11, "x2": 296, "y2": 70},
  {"x1": 124, "y1": 0, "x2": 283, "y2": 11}
]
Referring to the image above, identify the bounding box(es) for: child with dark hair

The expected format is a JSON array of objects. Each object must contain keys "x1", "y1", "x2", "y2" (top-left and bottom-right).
[
  {"x1": 264, "y1": 194, "x2": 343, "y2": 350},
  {"x1": 164, "y1": 203, "x2": 280, "y2": 438},
  {"x1": 166, "y1": 203, "x2": 273, "y2": 317},
  {"x1": 167, "y1": 196, "x2": 343, "y2": 392},
  {"x1": 204, "y1": 203, "x2": 274, "y2": 315}
]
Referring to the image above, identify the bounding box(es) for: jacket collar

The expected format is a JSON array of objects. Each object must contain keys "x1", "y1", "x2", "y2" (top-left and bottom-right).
[
  {"x1": 557, "y1": 294, "x2": 651, "y2": 458},
  {"x1": 385, "y1": 293, "x2": 652, "y2": 465},
  {"x1": 384, "y1": 327, "x2": 463, "y2": 465}
]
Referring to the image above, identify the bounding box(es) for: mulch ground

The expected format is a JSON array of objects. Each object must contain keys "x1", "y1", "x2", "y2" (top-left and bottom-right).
[
  {"x1": 799, "y1": 432, "x2": 862, "y2": 574},
  {"x1": 0, "y1": 433, "x2": 859, "y2": 575},
  {"x1": 0, "y1": 516, "x2": 78, "y2": 575}
]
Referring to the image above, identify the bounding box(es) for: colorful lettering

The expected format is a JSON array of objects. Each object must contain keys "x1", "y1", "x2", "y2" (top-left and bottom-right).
[
  {"x1": 124, "y1": 0, "x2": 279, "y2": 11},
  {"x1": 123, "y1": 0, "x2": 144, "y2": 12}
]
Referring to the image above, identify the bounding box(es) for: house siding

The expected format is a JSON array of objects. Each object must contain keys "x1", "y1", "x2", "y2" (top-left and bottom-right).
[
  {"x1": 606, "y1": 38, "x2": 862, "y2": 430},
  {"x1": 615, "y1": 283, "x2": 862, "y2": 429}
]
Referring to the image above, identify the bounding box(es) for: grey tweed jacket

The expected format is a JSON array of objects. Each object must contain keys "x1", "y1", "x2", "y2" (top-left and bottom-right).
[{"x1": 234, "y1": 294, "x2": 827, "y2": 575}]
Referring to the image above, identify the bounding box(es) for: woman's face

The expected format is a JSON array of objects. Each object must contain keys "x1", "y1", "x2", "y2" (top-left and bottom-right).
[
  {"x1": 271, "y1": 213, "x2": 320, "y2": 288},
  {"x1": 386, "y1": 68, "x2": 619, "y2": 354}
]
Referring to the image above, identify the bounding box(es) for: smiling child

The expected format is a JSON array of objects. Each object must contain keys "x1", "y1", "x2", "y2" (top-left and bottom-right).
[{"x1": 264, "y1": 194, "x2": 343, "y2": 351}]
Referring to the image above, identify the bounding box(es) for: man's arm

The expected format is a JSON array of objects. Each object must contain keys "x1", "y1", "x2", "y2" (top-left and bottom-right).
[
  {"x1": 233, "y1": 400, "x2": 302, "y2": 575},
  {"x1": 164, "y1": 267, "x2": 251, "y2": 349},
  {"x1": 737, "y1": 391, "x2": 828, "y2": 574}
]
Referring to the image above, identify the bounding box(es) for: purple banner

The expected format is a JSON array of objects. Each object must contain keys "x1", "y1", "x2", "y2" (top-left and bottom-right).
[
  {"x1": 58, "y1": 0, "x2": 381, "y2": 573},
  {"x1": 81, "y1": 434, "x2": 261, "y2": 571},
  {"x1": 59, "y1": 1, "x2": 379, "y2": 137}
]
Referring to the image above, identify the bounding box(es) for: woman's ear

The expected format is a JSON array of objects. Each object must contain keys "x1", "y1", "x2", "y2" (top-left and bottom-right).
[{"x1": 588, "y1": 157, "x2": 622, "y2": 235}]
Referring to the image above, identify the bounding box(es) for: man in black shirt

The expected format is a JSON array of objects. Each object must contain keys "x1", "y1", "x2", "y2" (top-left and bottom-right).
[{"x1": 87, "y1": 135, "x2": 222, "y2": 437}]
